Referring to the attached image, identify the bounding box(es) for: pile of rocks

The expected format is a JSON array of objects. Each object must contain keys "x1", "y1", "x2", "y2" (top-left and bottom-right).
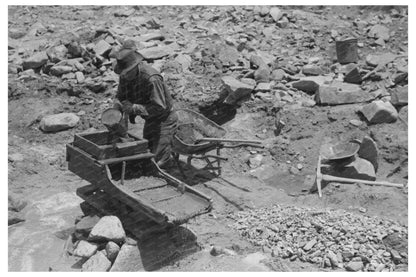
[
  {"x1": 228, "y1": 205, "x2": 408, "y2": 272},
  {"x1": 66, "y1": 215, "x2": 138, "y2": 272}
]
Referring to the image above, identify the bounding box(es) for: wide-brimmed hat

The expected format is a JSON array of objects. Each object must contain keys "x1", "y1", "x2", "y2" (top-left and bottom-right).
[{"x1": 111, "y1": 40, "x2": 143, "y2": 75}]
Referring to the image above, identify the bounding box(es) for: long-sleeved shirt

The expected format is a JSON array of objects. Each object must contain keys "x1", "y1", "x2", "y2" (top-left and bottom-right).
[{"x1": 115, "y1": 62, "x2": 173, "y2": 122}]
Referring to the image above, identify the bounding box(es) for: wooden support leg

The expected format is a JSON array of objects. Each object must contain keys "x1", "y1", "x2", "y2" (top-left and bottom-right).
[
  {"x1": 121, "y1": 161, "x2": 126, "y2": 185},
  {"x1": 174, "y1": 153, "x2": 187, "y2": 179},
  {"x1": 216, "y1": 148, "x2": 221, "y2": 176}
]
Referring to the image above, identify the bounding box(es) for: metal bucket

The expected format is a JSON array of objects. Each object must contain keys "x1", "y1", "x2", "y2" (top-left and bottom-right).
[
  {"x1": 101, "y1": 108, "x2": 128, "y2": 137},
  {"x1": 336, "y1": 38, "x2": 358, "y2": 64}
]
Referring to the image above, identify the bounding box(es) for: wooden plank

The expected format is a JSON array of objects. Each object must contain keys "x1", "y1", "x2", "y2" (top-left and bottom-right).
[{"x1": 98, "y1": 152, "x2": 154, "y2": 165}]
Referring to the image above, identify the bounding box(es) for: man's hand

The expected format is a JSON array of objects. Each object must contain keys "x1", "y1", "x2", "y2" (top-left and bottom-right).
[
  {"x1": 113, "y1": 101, "x2": 123, "y2": 111},
  {"x1": 121, "y1": 100, "x2": 134, "y2": 114},
  {"x1": 121, "y1": 100, "x2": 143, "y2": 116}
]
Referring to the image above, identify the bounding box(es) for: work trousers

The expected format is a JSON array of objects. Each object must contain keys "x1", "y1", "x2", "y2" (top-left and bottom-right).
[{"x1": 143, "y1": 110, "x2": 178, "y2": 167}]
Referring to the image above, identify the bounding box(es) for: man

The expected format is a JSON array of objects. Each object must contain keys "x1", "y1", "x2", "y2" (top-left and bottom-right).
[{"x1": 111, "y1": 40, "x2": 178, "y2": 168}]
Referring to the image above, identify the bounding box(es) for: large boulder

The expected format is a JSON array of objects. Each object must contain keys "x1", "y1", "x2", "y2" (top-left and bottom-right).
[
  {"x1": 82, "y1": 251, "x2": 112, "y2": 272},
  {"x1": 39, "y1": 113, "x2": 80, "y2": 132},
  {"x1": 316, "y1": 82, "x2": 374, "y2": 105},
  {"x1": 88, "y1": 216, "x2": 126, "y2": 243},
  {"x1": 22, "y1": 51, "x2": 49, "y2": 70},
  {"x1": 110, "y1": 244, "x2": 144, "y2": 271},
  {"x1": 222, "y1": 76, "x2": 255, "y2": 105},
  {"x1": 360, "y1": 100, "x2": 398, "y2": 124}
]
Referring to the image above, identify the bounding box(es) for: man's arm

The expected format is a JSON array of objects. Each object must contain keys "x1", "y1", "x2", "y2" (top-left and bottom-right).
[{"x1": 133, "y1": 75, "x2": 169, "y2": 118}]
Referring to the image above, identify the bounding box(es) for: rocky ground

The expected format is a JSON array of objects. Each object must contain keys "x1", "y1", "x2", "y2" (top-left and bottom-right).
[{"x1": 8, "y1": 5, "x2": 408, "y2": 272}]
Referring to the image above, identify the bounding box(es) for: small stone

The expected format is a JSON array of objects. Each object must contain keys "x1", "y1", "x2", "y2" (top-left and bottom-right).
[
  {"x1": 222, "y1": 76, "x2": 255, "y2": 105},
  {"x1": 342, "y1": 250, "x2": 354, "y2": 261},
  {"x1": 75, "y1": 72, "x2": 85, "y2": 83},
  {"x1": 368, "y1": 24, "x2": 390, "y2": 41},
  {"x1": 375, "y1": 263, "x2": 385, "y2": 272},
  {"x1": 303, "y1": 238, "x2": 317, "y2": 251},
  {"x1": 105, "y1": 241, "x2": 120, "y2": 263},
  {"x1": 76, "y1": 215, "x2": 101, "y2": 237},
  {"x1": 296, "y1": 163, "x2": 303, "y2": 170},
  {"x1": 74, "y1": 240, "x2": 98, "y2": 258},
  {"x1": 88, "y1": 216, "x2": 126, "y2": 243},
  {"x1": 349, "y1": 119, "x2": 363, "y2": 127},
  {"x1": 269, "y1": 7, "x2": 283, "y2": 22},
  {"x1": 8, "y1": 153, "x2": 25, "y2": 163},
  {"x1": 50, "y1": 65, "x2": 73, "y2": 76},
  {"x1": 40, "y1": 113, "x2": 80, "y2": 132},
  {"x1": 110, "y1": 244, "x2": 144, "y2": 271},
  {"x1": 139, "y1": 31, "x2": 165, "y2": 42},
  {"x1": 365, "y1": 53, "x2": 396, "y2": 67},
  {"x1": 302, "y1": 64, "x2": 324, "y2": 76},
  {"x1": 359, "y1": 207, "x2": 367, "y2": 213},
  {"x1": 327, "y1": 250, "x2": 339, "y2": 267},
  {"x1": 62, "y1": 72, "x2": 76, "y2": 79},
  {"x1": 250, "y1": 55, "x2": 267, "y2": 69},
  {"x1": 138, "y1": 46, "x2": 171, "y2": 60},
  {"x1": 67, "y1": 42, "x2": 83, "y2": 58},
  {"x1": 344, "y1": 67, "x2": 362, "y2": 84},
  {"x1": 249, "y1": 154, "x2": 263, "y2": 169},
  {"x1": 360, "y1": 100, "x2": 398, "y2": 124},
  {"x1": 254, "y1": 67, "x2": 271, "y2": 83},
  {"x1": 82, "y1": 251, "x2": 111, "y2": 272},
  {"x1": 289, "y1": 166, "x2": 299, "y2": 175},
  {"x1": 240, "y1": 78, "x2": 257, "y2": 87},
  {"x1": 46, "y1": 45, "x2": 68, "y2": 63},
  {"x1": 277, "y1": 17, "x2": 290, "y2": 28},
  {"x1": 390, "y1": 86, "x2": 408, "y2": 106},
  {"x1": 292, "y1": 80, "x2": 319, "y2": 94},
  {"x1": 389, "y1": 249, "x2": 401, "y2": 260},
  {"x1": 346, "y1": 261, "x2": 364, "y2": 272},
  {"x1": 174, "y1": 54, "x2": 192, "y2": 71},
  {"x1": 255, "y1": 82, "x2": 272, "y2": 92},
  {"x1": 94, "y1": 40, "x2": 112, "y2": 56},
  {"x1": 271, "y1": 69, "x2": 285, "y2": 81},
  {"x1": 22, "y1": 51, "x2": 49, "y2": 70}
]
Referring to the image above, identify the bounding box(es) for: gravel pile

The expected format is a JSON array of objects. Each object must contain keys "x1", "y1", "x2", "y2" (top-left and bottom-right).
[{"x1": 228, "y1": 205, "x2": 408, "y2": 271}]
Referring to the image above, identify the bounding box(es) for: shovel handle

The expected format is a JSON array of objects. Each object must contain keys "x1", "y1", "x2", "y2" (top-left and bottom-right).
[
  {"x1": 197, "y1": 138, "x2": 263, "y2": 144},
  {"x1": 322, "y1": 174, "x2": 404, "y2": 188}
]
